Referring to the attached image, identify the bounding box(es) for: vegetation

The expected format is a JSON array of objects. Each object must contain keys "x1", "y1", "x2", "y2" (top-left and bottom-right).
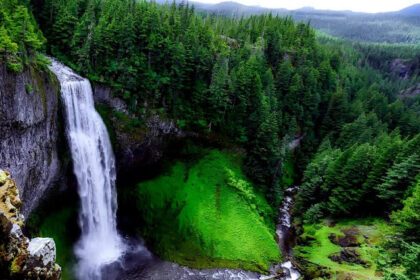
[
  {"x1": 25, "y1": 188, "x2": 80, "y2": 280},
  {"x1": 131, "y1": 149, "x2": 280, "y2": 272},
  {"x1": 295, "y1": 219, "x2": 390, "y2": 279},
  {"x1": 0, "y1": 0, "x2": 46, "y2": 71},
  {"x1": 30, "y1": 0, "x2": 348, "y2": 204},
  {"x1": 187, "y1": 1, "x2": 420, "y2": 44},
  {"x1": 38, "y1": 208, "x2": 77, "y2": 280},
  {"x1": 293, "y1": 35, "x2": 420, "y2": 277},
  {"x1": 6, "y1": 0, "x2": 419, "y2": 277}
]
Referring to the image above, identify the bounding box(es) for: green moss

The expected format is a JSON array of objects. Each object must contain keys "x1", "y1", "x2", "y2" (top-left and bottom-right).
[
  {"x1": 30, "y1": 65, "x2": 48, "y2": 116},
  {"x1": 134, "y1": 149, "x2": 281, "y2": 272},
  {"x1": 296, "y1": 219, "x2": 390, "y2": 279},
  {"x1": 10, "y1": 257, "x2": 21, "y2": 274},
  {"x1": 25, "y1": 83, "x2": 33, "y2": 94},
  {"x1": 112, "y1": 110, "x2": 144, "y2": 133}
]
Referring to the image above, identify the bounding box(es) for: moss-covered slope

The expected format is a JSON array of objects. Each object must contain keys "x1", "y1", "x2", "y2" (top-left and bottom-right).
[{"x1": 133, "y1": 149, "x2": 281, "y2": 272}]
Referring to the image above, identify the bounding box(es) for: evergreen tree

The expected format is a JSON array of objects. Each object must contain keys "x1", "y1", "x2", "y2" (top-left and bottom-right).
[
  {"x1": 391, "y1": 179, "x2": 420, "y2": 241},
  {"x1": 327, "y1": 143, "x2": 375, "y2": 216},
  {"x1": 376, "y1": 154, "x2": 420, "y2": 211}
]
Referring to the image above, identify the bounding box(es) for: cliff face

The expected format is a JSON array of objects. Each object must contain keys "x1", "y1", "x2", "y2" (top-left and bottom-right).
[
  {"x1": 0, "y1": 64, "x2": 61, "y2": 216},
  {"x1": 93, "y1": 84, "x2": 183, "y2": 179}
]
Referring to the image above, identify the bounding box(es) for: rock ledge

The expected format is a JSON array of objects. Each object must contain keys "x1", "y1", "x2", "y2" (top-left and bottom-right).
[{"x1": 0, "y1": 169, "x2": 61, "y2": 279}]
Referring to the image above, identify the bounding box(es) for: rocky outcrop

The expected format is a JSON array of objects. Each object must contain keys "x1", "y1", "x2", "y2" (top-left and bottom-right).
[
  {"x1": 399, "y1": 83, "x2": 420, "y2": 99},
  {"x1": 390, "y1": 59, "x2": 410, "y2": 80},
  {"x1": 92, "y1": 85, "x2": 184, "y2": 177},
  {"x1": 328, "y1": 248, "x2": 368, "y2": 267},
  {"x1": 0, "y1": 64, "x2": 61, "y2": 215},
  {"x1": 329, "y1": 228, "x2": 361, "y2": 247},
  {"x1": 120, "y1": 115, "x2": 181, "y2": 172},
  {"x1": 92, "y1": 84, "x2": 131, "y2": 115},
  {"x1": 0, "y1": 170, "x2": 61, "y2": 279}
]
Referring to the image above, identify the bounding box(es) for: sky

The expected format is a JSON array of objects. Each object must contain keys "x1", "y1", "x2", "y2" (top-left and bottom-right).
[{"x1": 192, "y1": 0, "x2": 420, "y2": 13}]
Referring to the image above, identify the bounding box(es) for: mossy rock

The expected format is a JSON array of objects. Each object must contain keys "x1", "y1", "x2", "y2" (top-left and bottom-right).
[
  {"x1": 329, "y1": 227, "x2": 363, "y2": 247},
  {"x1": 328, "y1": 248, "x2": 369, "y2": 267}
]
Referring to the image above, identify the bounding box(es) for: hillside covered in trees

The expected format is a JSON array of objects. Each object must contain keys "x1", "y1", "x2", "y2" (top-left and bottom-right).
[
  {"x1": 0, "y1": 0, "x2": 419, "y2": 279},
  {"x1": 177, "y1": 1, "x2": 420, "y2": 44}
]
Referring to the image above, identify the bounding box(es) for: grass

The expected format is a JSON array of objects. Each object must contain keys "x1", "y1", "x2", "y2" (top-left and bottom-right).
[
  {"x1": 295, "y1": 218, "x2": 390, "y2": 279},
  {"x1": 134, "y1": 149, "x2": 281, "y2": 272}
]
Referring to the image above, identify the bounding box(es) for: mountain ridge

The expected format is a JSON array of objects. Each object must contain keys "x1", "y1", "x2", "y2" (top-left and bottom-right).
[
  {"x1": 183, "y1": 1, "x2": 420, "y2": 15},
  {"x1": 398, "y1": 3, "x2": 420, "y2": 16}
]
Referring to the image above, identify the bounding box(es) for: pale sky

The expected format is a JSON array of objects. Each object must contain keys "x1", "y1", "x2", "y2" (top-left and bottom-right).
[{"x1": 193, "y1": 0, "x2": 420, "y2": 13}]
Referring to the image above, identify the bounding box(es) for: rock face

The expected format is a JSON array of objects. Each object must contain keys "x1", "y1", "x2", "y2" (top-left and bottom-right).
[
  {"x1": 0, "y1": 64, "x2": 61, "y2": 215},
  {"x1": 0, "y1": 170, "x2": 61, "y2": 279},
  {"x1": 92, "y1": 84, "x2": 183, "y2": 177},
  {"x1": 399, "y1": 83, "x2": 420, "y2": 99},
  {"x1": 390, "y1": 59, "x2": 410, "y2": 80},
  {"x1": 92, "y1": 84, "x2": 131, "y2": 115}
]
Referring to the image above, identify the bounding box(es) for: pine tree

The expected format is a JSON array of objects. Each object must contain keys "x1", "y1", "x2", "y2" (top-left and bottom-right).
[
  {"x1": 207, "y1": 52, "x2": 230, "y2": 130},
  {"x1": 391, "y1": 178, "x2": 420, "y2": 241},
  {"x1": 327, "y1": 144, "x2": 375, "y2": 216},
  {"x1": 376, "y1": 154, "x2": 420, "y2": 211}
]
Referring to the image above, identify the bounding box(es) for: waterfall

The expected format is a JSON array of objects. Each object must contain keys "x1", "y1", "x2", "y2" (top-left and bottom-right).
[{"x1": 49, "y1": 59, "x2": 125, "y2": 279}]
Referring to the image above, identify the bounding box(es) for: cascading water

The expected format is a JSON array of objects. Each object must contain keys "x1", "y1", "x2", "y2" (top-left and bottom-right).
[
  {"x1": 272, "y1": 186, "x2": 301, "y2": 280},
  {"x1": 49, "y1": 59, "x2": 125, "y2": 279}
]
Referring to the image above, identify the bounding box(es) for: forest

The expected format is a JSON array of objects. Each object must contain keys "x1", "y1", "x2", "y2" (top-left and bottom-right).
[
  {"x1": 189, "y1": 1, "x2": 420, "y2": 44},
  {"x1": 0, "y1": 0, "x2": 419, "y2": 279}
]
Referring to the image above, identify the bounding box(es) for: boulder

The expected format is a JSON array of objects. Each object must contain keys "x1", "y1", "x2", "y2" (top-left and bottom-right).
[
  {"x1": 28, "y1": 238, "x2": 57, "y2": 266},
  {"x1": 329, "y1": 227, "x2": 361, "y2": 247},
  {"x1": 328, "y1": 248, "x2": 369, "y2": 267}
]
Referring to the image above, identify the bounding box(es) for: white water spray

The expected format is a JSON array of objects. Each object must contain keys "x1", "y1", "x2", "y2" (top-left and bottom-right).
[{"x1": 49, "y1": 59, "x2": 125, "y2": 279}]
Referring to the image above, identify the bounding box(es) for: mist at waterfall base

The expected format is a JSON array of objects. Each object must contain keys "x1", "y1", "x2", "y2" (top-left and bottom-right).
[{"x1": 49, "y1": 59, "x2": 128, "y2": 279}]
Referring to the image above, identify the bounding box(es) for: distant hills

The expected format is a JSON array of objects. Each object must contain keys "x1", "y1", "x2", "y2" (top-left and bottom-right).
[
  {"x1": 154, "y1": 1, "x2": 420, "y2": 44},
  {"x1": 399, "y1": 3, "x2": 420, "y2": 16}
]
